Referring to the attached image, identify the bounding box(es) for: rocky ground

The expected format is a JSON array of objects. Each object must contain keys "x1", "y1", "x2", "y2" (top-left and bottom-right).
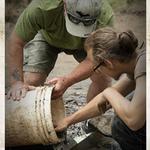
[{"x1": 5, "y1": 0, "x2": 146, "y2": 148}]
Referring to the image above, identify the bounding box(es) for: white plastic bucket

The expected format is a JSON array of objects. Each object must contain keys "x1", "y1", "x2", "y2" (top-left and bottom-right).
[{"x1": 6, "y1": 86, "x2": 65, "y2": 147}]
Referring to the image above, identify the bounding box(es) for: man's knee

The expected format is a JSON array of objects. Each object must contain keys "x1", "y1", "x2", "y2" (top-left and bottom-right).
[
  {"x1": 24, "y1": 72, "x2": 47, "y2": 86},
  {"x1": 90, "y1": 72, "x2": 111, "y2": 87}
]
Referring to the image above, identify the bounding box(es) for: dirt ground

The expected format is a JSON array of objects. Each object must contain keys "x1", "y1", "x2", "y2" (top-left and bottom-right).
[{"x1": 5, "y1": 0, "x2": 146, "y2": 146}]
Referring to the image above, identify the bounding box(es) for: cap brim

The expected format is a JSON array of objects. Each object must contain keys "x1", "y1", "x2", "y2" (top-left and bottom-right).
[{"x1": 65, "y1": 14, "x2": 96, "y2": 38}]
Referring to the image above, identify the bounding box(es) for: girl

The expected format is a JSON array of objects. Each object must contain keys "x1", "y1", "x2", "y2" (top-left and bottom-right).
[{"x1": 55, "y1": 28, "x2": 146, "y2": 150}]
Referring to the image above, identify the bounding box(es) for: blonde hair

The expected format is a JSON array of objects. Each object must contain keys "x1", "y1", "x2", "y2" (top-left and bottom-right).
[{"x1": 84, "y1": 27, "x2": 138, "y2": 65}]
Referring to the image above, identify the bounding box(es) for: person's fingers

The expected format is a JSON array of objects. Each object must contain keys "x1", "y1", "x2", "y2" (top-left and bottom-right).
[
  {"x1": 53, "y1": 83, "x2": 61, "y2": 91},
  {"x1": 47, "y1": 78, "x2": 58, "y2": 85},
  {"x1": 52, "y1": 94, "x2": 62, "y2": 99},
  {"x1": 53, "y1": 123, "x2": 57, "y2": 128},
  {"x1": 55, "y1": 126, "x2": 63, "y2": 132},
  {"x1": 7, "y1": 89, "x2": 12, "y2": 100},
  {"x1": 16, "y1": 89, "x2": 22, "y2": 101},
  {"x1": 28, "y1": 85, "x2": 36, "y2": 90},
  {"x1": 55, "y1": 125, "x2": 67, "y2": 132},
  {"x1": 54, "y1": 121, "x2": 68, "y2": 132},
  {"x1": 12, "y1": 89, "x2": 17, "y2": 101},
  {"x1": 51, "y1": 87, "x2": 61, "y2": 99},
  {"x1": 52, "y1": 82, "x2": 64, "y2": 95},
  {"x1": 54, "y1": 127, "x2": 59, "y2": 132},
  {"x1": 51, "y1": 92, "x2": 62, "y2": 100},
  {"x1": 21, "y1": 88, "x2": 27, "y2": 98},
  {"x1": 21, "y1": 85, "x2": 36, "y2": 98}
]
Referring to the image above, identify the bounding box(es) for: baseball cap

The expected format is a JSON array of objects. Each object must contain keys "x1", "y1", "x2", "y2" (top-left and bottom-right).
[{"x1": 65, "y1": 0, "x2": 102, "y2": 38}]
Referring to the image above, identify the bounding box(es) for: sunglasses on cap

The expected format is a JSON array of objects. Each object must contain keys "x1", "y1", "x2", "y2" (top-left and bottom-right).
[{"x1": 67, "y1": 12, "x2": 97, "y2": 26}]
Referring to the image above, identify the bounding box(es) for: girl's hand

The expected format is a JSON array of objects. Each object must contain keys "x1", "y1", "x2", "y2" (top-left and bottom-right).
[{"x1": 54, "y1": 117, "x2": 71, "y2": 132}]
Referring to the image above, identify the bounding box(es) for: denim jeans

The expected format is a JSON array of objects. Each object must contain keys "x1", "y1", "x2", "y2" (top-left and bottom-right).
[
  {"x1": 111, "y1": 92, "x2": 146, "y2": 150},
  {"x1": 112, "y1": 115, "x2": 146, "y2": 150}
]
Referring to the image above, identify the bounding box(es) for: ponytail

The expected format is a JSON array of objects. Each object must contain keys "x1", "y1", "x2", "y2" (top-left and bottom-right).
[
  {"x1": 118, "y1": 30, "x2": 138, "y2": 57},
  {"x1": 85, "y1": 27, "x2": 138, "y2": 63}
]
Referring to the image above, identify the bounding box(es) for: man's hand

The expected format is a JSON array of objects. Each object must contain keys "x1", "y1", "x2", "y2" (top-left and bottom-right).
[
  {"x1": 7, "y1": 81, "x2": 36, "y2": 101},
  {"x1": 45, "y1": 76, "x2": 70, "y2": 99},
  {"x1": 45, "y1": 58, "x2": 93, "y2": 99}
]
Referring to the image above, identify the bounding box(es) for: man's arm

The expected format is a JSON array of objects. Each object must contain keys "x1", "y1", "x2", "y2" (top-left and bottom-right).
[
  {"x1": 47, "y1": 57, "x2": 94, "y2": 99},
  {"x1": 65, "y1": 57, "x2": 94, "y2": 85},
  {"x1": 7, "y1": 31, "x2": 36, "y2": 100},
  {"x1": 7, "y1": 31, "x2": 25, "y2": 85}
]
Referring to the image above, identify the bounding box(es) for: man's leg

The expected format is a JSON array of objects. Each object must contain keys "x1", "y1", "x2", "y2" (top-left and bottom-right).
[
  {"x1": 73, "y1": 49, "x2": 112, "y2": 133},
  {"x1": 72, "y1": 49, "x2": 111, "y2": 102},
  {"x1": 23, "y1": 31, "x2": 59, "y2": 86},
  {"x1": 86, "y1": 72, "x2": 112, "y2": 135},
  {"x1": 87, "y1": 72, "x2": 111, "y2": 102},
  {"x1": 24, "y1": 72, "x2": 47, "y2": 86}
]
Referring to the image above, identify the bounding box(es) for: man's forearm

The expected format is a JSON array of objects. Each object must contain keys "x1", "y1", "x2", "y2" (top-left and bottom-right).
[
  {"x1": 65, "y1": 57, "x2": 93, "y2": 86},
  {"x1": 9, "y1": 61, "x2": 23, "y2": 85},
  {"x1": 8, "y1": 47, "x2": 23, "y2": 84},
  {"x1": 7, "y1": 31, "x2": 25, "y2": 85}
]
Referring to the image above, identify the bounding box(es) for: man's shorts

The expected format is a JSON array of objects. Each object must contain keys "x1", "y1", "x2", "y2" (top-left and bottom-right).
[{"x1": 23, "y1": 31, "x2": 87, "y2": 75}]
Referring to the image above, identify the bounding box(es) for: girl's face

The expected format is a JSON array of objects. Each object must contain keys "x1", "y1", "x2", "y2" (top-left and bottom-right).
[
  {"x1": 97, "y1": 61, "x2": 124, "y2": 80},
  {"x1": 87, "y1": 48, "x2": 127, "y2": 80}
]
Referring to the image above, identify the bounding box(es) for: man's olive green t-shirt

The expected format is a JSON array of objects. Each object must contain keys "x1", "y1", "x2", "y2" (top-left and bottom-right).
[{"x1": 15, "y1": 0, "x2": 114, "y2": 50}]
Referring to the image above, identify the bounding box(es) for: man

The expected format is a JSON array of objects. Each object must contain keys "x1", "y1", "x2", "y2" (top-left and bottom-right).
[{"x1": 7, "y1": 0, "x2": 114, "y2": 100}]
